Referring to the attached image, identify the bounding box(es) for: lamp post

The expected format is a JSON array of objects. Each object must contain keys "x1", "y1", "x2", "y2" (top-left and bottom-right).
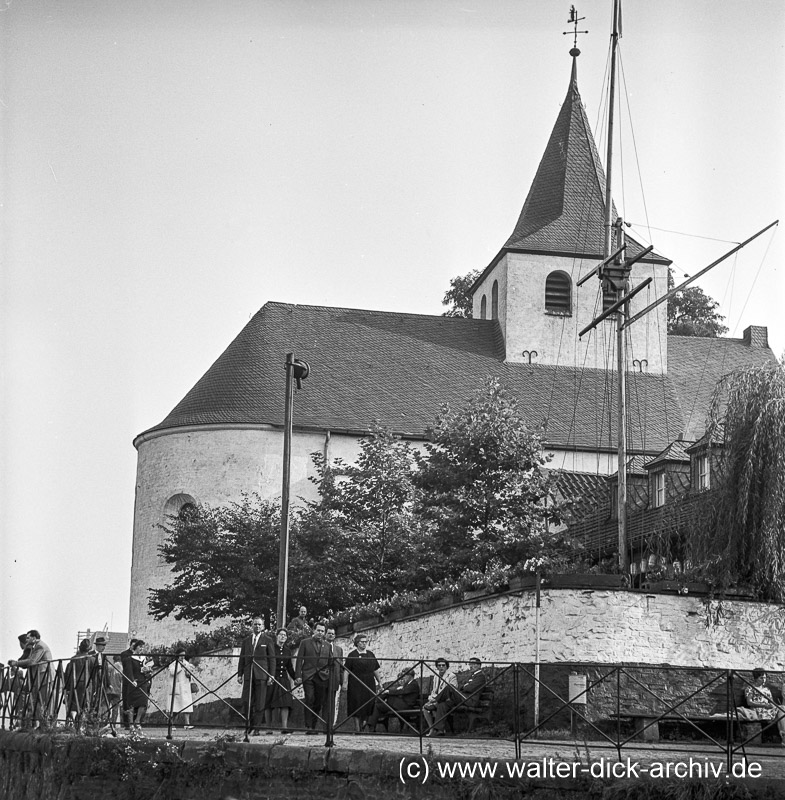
[{"x1": 276, "y1": 352, "x2": 310, "y2": 628}]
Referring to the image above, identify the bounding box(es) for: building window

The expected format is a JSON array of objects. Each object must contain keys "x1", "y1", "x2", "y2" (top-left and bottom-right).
[
  {"x1": 652, "y1": 472, "x2": 665, "y2": 507},
  {"x1": 491, "y1": 280, "x2": 499, "y2": 320},
  {"x1": 545, "y1": 271, "x2": 571, "y2": 313},
  {"x1": 480, "y1": 295, "x2": 487, "y2": 320},
  {"x1": 697, "y1": 454, "x2": 710, "y2": 490},
  {"x1": 163, "y1": 493, "x2": 198, "y2": 520}
]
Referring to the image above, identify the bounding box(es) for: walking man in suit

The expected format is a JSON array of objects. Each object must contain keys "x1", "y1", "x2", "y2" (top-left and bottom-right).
[
  {"x1": 295, "y1": 622, "x2": 332, "y2": 733},
  {"x1": 237, "y1": 617, "x2": 274, "y2": 734},
  {"x1": 90, "y1": 636, "x2": 114, "y2": 732},
  {"x1": 120, "y1": 639, "x2": 138, "y2": 729}
]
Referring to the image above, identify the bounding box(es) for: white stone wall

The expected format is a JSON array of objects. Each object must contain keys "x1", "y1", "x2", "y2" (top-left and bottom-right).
[
  {"x1": 334, "y1": 589, "x2": 785, "y2": 675},
  {"x1": 473, "y1": 260, "x2": 508, "y2": 333},
  {"x1": 129, "y1": 427, "x2": 364, "y2": 645},
  {"x1": 475, "y1": 253, "x2": 669, "y2": 373},
  {"x1": 142, "y1": 590, "x2": 785, "y2": 717}
]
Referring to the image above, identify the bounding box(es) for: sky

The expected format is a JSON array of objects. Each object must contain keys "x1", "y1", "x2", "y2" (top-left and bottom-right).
[{"x1": 2, "y1": 0, "x2": 783, "y2": 663}]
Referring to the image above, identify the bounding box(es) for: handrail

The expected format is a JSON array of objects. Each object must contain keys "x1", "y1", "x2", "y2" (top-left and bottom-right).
[{"x1": 2, "y1": 655, "x2": 784, "y2": 768}]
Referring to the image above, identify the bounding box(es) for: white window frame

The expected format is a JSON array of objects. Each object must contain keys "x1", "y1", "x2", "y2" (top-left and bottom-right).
[
  {"x1": 653, "y1": 471, "x2": 666, "y2": 507},
  {"x1": 697, "y1": 454, "x2": 710, "y2": 490}
]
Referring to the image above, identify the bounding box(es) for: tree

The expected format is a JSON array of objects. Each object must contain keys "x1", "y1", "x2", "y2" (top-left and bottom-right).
[
  {"x1": 149, "y1": 496, "x2": 281, "y2": 625},
  {"x1": 442, "y1": 269, "x2": 481, "y2": 318},
  {"x1": 149, "y1": 494, "x2": 361, "y2": 626},
  {"x1": 667, "y1": 269, "x2": 728, "y2": 337},
  {"x1": 308, "y1": 425, "x2": 429, "y2": 600},
  {"x1": 415, "y1": 377, "x2": 565, "y2": 581},
  {"x1": 687, "y1": 357, "x2": 785, "y2": 600}
]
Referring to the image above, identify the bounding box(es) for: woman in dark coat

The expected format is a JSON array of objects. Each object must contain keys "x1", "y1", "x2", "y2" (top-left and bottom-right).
[
  {"x1": 64, "y1": 639, "x2": 92, "y2": 722},
  {"x1": 344, "y1": 634, "x2": 381, "y2": 732},
  {"x1": 126, "y1": 640, "x2": 152, "y2": 730},
  {"x1": 266, "y1": 628, "x2": 296, "y2": 731}
]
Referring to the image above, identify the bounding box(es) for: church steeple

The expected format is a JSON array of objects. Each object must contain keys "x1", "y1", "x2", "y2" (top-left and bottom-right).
[
  {"x1": 469, "y1": 43, "x2": 671, "y2": 375},
  {"x1": 503, "y1": 51, "x2": 612, "y2": 257}
]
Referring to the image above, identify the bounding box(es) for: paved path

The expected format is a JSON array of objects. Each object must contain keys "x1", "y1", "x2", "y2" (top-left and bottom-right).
[{"x1": 129, "y1": 725, "x2": 785, "y2": 783}]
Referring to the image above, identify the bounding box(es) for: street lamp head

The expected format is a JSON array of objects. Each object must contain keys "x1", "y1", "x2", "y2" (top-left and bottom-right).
[{"x1": 292, "y1": 359, "x2": 310, "y2": 389}]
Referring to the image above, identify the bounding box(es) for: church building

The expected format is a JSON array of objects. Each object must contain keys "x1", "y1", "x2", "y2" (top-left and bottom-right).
[{"x1": 130, "y1": 52, "x2": 774, "y2": 645}]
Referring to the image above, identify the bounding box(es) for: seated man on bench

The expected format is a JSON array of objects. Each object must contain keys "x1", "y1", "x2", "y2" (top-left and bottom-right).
[
  {"x1": 744, "y1": 668, "x2": 785, "y2": 745},
  {"x1": 367, "y1": 668, "x2": 420, "y2": 732},
  {"x1": 429, "y1": 657, "x2": 487, "y2": 737}
]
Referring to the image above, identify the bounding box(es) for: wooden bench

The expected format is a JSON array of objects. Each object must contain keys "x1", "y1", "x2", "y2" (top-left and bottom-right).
[
  {"x1": 448, "y1": 685, "x2": 495, "y2": 733},
  {"x1": 612, "y1": 710, "x2": 767, "y2": 743},
  {"x1": 381, "y1": 676, "x2": 432, "y2": 733}
]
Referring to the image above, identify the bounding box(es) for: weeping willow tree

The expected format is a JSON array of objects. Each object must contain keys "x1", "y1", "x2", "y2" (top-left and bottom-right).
[{"x1": 688, "y1": 356, "x2": 785, "y2": 600}]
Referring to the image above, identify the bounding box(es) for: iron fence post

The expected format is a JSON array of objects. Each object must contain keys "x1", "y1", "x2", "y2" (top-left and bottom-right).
[
  {"x1": 513, "y1": 662, "x2": 521, "y2": 760},
  {"x1": 616, "y1": 666, "x2": 621, "y2": 760},
  {"x1": 325, "y1": 652, "x2": 335, "y2": 748},
  {"x1": 167, "y1": 657, "x2": 179, "y2": 740}
]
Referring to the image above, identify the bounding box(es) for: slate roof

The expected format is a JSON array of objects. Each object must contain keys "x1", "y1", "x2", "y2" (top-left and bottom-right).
[
  {"x1": 644, "y1": 440, "x2": 692, "y2": 470},
  {"x1": 667, "y1": 335, "x2": 775, "y2": 440},
  {"x1": 471, "y1": 56, "x2": 669, "y2": 297},
  {"x1": 136, "y1": 302, "x2": 773, "y2": 458},
  {"x1": 555, "y1": 471, "x2": 608, "y2": 518}
]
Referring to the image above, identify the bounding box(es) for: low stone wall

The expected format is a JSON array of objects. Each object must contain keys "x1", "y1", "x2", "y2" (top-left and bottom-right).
[
  {"x1": 338, "y1": 588, "x2": 785, "y2": 672},
  {"x1": 141, "y1": 588, "x2": 785, "y2": 734},
  {"x1": 0, "y1": 730, "x2": 617, "y2": 800}
]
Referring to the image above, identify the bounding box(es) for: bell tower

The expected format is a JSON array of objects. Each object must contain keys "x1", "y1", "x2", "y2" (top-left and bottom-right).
[{"x1": 471, "y1": 47, "x2": 670, "y2": 374}]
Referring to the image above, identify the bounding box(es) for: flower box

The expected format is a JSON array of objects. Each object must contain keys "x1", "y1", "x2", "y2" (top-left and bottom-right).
[
  {"x1": 643, "y1": 580, "x2": 709, "y2": 594},
  {"x1": 546, "y1": 574, "x2": 626, "y2": 590},
  {"x1": 509, "y1": 575, "x2": 536, "y2": 591},
  {"x1": 353, "y1": 616, "x2": 381, "y2": 631}
]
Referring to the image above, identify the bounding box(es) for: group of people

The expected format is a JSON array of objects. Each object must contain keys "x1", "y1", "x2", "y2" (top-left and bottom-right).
[
  {"x1": 0, "y1": 630, "x2": 198, "y2": 735},
  {"x1": 235, "y1": 608, "x2": 490, "y2": 737},
  {"x1": 237, "y1": 617, "x2": 345, "y2": 734}
]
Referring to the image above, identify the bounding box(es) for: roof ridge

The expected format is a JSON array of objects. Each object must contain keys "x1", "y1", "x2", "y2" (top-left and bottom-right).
[{"x1": 262, "y1": 300, "x2": 494, "y2": 323}]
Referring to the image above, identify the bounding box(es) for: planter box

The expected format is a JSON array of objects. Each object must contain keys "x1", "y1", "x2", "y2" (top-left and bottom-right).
[
  {"x1": 353, "y1": 617, "x2": 381, "y2": 631},
  {"x1": 541, "y1": 574, "x2": 626, "y2": 590},
  {"x1": 642, "y1": 580, "x2": 709, "y2": 594},
  {"x1": 463, "y1": 588, "x2": 490, "y2": 600},
  {"x1": 429, "y1": 596, "x2": 457, "y2": 610},
  {"x1": 509, "y1": 573, "x2": 625, "y2": 591}
]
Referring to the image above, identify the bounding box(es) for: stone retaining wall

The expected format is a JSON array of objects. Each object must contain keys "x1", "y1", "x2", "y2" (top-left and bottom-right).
[{"x1": 339, "y1": 588, "x2": 785, "y2": 672}]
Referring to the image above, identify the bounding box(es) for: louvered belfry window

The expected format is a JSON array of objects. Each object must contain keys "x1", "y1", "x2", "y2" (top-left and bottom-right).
[{"x1": 545, "y1": 271, "x2": 571, "y2": 313}]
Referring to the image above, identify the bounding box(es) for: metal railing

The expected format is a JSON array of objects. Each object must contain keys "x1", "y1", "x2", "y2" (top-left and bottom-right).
[{"x1": 2, "y1": 655, "x2": 783, "y2": 766}]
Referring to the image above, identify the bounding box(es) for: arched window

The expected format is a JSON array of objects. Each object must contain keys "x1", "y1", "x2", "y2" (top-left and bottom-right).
[
  {"x1": 163, "y1": 493, "x2": 198, "y2": 520},
  {"x1": 480, "y1": 295, "x2": 487, "y2": 320},
  {"x1": 545, "y1": 271, "x2": 572, "y2": 313},
  {"x1": 491, "y1": 280, "x2": 499, "y2": 320}
]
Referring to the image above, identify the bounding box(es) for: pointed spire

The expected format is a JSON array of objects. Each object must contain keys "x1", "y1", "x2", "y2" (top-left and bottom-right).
[{"x1": 503, "y1": 57, "x2": 613, "y2": 257}]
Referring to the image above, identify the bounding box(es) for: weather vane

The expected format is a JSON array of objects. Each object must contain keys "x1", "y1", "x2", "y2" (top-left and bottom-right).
[{"x1": 563, "y1": 5, "x2": 588, "y2": 52}]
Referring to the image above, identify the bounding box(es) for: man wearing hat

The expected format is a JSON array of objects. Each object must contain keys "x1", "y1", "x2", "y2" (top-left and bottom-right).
[
  {"x1": 430, "y1": 657, "x2": 487, "y2": 737},
  {"x1": 89, "y1": 636, "x2": 113, "y2": 727}
]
